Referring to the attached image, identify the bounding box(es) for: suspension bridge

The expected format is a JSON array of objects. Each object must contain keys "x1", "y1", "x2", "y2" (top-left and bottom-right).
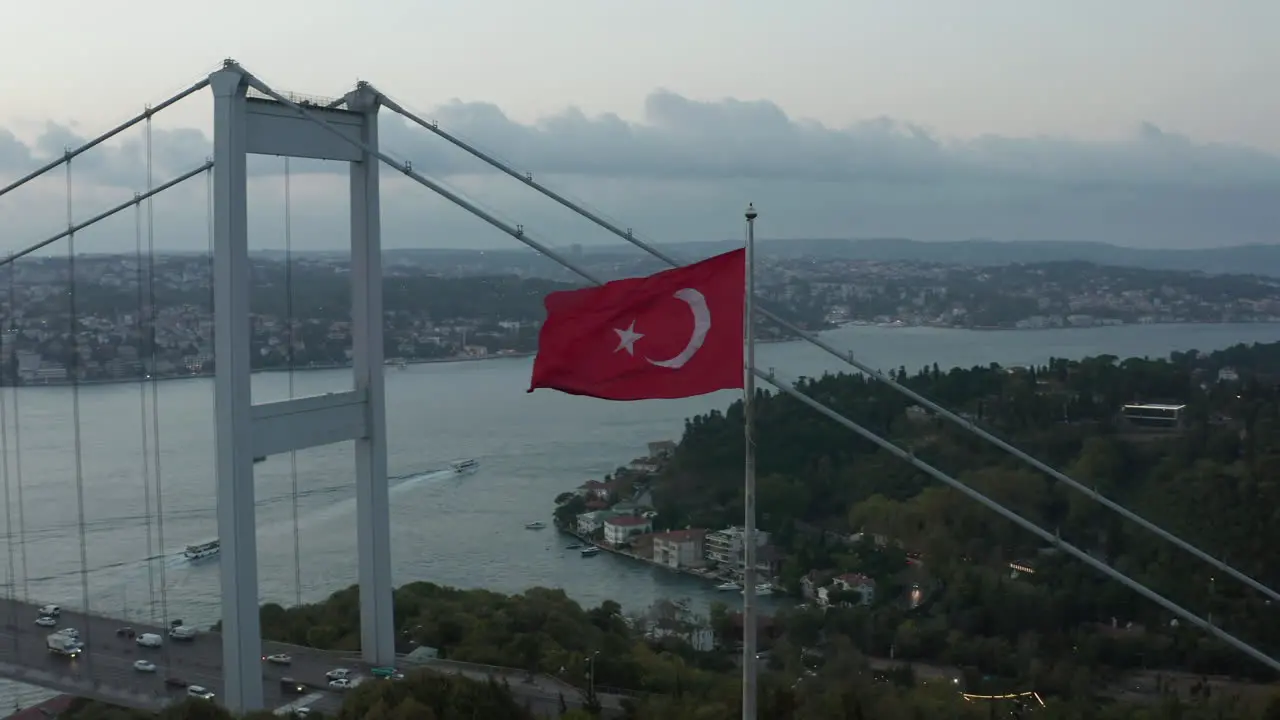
[{"x1": 0, "y1": 58, "x2": 1278, "y2": 717}]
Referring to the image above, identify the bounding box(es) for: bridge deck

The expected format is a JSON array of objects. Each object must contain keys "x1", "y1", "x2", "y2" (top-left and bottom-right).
[{"x1": 0, "y1": 597, "x2": 618, "y2": 716}]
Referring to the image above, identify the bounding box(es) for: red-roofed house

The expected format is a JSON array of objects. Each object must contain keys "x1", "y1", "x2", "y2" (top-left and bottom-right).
[
  {"x1": 653, "y1": 529, "x2": 707, "y2": 569},
  {"x1": 604, "y1": 515, "x2": 652, "y2": 546}
]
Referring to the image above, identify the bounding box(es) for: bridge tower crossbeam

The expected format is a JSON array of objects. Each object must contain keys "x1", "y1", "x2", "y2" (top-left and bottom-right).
[{"x1": 209, "y1": 61, "x2": 394, "y2": 713}]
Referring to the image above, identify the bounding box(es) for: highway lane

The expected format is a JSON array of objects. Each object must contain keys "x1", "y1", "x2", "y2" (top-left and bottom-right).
[{"x1": 0, "y1": 596, "x2": 621, "y2": 716}]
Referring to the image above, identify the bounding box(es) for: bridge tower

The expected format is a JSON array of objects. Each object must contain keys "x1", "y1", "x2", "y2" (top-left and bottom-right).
[{"x1": 209, "y1": 62, "x2": 395, "y2": 713}]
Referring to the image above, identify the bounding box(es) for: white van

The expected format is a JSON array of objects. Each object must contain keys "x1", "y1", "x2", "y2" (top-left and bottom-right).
[
  {"x1": 136, "y1": 633, "x2": 162, "y2": 648},
  {"x1": 38, "y1": 605, "x2": 60, "y2": 617}
]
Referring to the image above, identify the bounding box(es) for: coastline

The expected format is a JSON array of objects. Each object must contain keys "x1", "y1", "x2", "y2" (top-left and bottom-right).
[
  {"x1": 4, "y1": 338, "x2": 800, "y2": 389},
  {"x1": 557, "y1": 526, "x2": 732, "y2": 588}
]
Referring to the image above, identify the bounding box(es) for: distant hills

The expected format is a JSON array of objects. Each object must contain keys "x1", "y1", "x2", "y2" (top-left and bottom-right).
[
  {"x1": 250, "y1": 238, "x2": 1280, "y2": 278},
  {"x1": 647, "y1": 238, "x2": 1280, "y2": 277}
]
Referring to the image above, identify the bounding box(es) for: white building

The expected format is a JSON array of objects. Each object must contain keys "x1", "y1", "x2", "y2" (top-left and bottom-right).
[
  {"x1": 652, "y1": 529, "x2": 707, "y2": 569},
  {"x1": 705, "y1": 526, "x2": 769, "y2": 567},
  {"x1": 603, "y1": 516, "x2": 651, "y2": 546}
]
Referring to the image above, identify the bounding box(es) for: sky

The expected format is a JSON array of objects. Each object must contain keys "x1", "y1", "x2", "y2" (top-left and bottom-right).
[{"x1": 1, "y1": 0, "x2": 1277, "y2": 256}]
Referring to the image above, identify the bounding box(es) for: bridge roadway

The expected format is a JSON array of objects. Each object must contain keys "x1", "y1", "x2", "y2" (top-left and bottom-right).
[{"x1": 0, "y1": 597, "x2": 621, "y2": 716}]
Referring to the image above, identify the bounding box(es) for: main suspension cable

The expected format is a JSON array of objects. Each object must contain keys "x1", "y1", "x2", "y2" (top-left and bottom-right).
[
  {"x1": 240, "y1": 70, "x2": 1280, "y2": 675},
  {"x1": 66, "y1": 153, "x2": 94, "y2": 667},
  {"x1": 6, "y1": 266, "x2": 26, "y2": 602},
  {"x1": 134, "y1": 198, "x2": 157, "y2": 621},
  {"x1": 144, "y1": 115, "x2": 173, "y2": 664},
  {"x1": 284, "y1": 158, "x2": 303, "y2": 608},
  {"x1": 371, "y1": 88, "x2": 1280, "y2": 608}
]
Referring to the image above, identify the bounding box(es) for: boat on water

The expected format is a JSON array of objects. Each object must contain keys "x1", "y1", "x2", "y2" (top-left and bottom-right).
[
  {"x1": 450, "y1": 459, "x2": 479, "y2": 474},
  {"x1": 580, "y1": 546, "x2": 601, "y2": 557},
  {"x1": 742, "y1": 583, "x2": 773, "y2": 596},
  {"x1": 715, "y1": 581, "x2": 741, "y2": 592},
  {"x1": 184, "y1": 539, "x2": 220, "y2": 561},
  {"x1": 525, "y1": 521, "x2": 546, "y2": 530}
]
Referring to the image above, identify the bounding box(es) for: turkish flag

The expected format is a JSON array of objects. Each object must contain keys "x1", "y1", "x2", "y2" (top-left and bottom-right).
[{"x1": 529, "y1": 249, "x2": 746, "y2": 401}]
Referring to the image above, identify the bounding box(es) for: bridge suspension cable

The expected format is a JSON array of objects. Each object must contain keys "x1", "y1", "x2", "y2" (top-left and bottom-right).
[
  {"x1": 5, "y1": 268, "x2": 28, "y2": 603},
  {"x1": 145, "y1": 114, "x2": 174, "y2": 669},
  {"x1": 0, "y1": 78, "x2": 210, "y2": 202},
  {"x1": 372, "y1": 89, "x2": 1280, "y2": 609},
  {"x1": 284, "y1": 157, "x2": 304, "y2": 608},
  {"x1": 238, "y1": 67, "x2": 1280, "y2": 675},
  {"x1": 1, "y1": 264, "x2": 18, "y2": 663},
  {"x1": 134, "y1": 196, "x2": 158, "y2": 620},
  {"x1": 66, "y1": 153, "x2": 95, "y2": 670}
]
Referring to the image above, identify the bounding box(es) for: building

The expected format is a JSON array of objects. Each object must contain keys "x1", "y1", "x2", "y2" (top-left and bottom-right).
[
  {"x1": 604, "y1": 515, "x2": 652, "y2": 546},
  {"x1": 1119, "y1": 403, "x2": 1187, "y2": 432},
  {"x1": 817, "y1": 573, "x2": 876, "y2": 607},
  {"x1": 653, "y1": 529, "x2": 707, "y2": 569},
  {"x1": 705, "y1": 526, "x2": 770, "y2": 567},
  {"x1": 577, "y1": 510, "x2": 618, "y2": 537},
  {"x1": 1218, "y1": 367, "x2": 1240, "y2": 383}
]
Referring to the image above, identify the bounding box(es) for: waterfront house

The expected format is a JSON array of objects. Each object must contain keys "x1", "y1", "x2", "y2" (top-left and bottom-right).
[
  {"x1": 706, "y1": 526, "x2": 771, "y2": 567},
  {"x1": 577, "y1": 510, "x2": 619, "y2": 537},
  {"x1": 652, "y1": 529, "x2": 707, "y2": 570},
  {"x1": 604, "y1": 515, "x2": 652, "y2": 546}
]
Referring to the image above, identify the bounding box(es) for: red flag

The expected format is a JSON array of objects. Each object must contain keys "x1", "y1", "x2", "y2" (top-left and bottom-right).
[{"x1": 529, "y1": 249, "x2": 746, "y2": 401}]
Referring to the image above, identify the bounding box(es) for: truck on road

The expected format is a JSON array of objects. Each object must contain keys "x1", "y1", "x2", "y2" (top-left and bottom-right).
[{"x1": 46, "y1": 632, "x2": 81, "y2": 657}]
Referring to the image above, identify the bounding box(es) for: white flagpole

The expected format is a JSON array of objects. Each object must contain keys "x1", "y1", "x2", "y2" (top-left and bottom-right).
[{"x1": 742, "y1": 202, "x2": 759, "y2": 720}]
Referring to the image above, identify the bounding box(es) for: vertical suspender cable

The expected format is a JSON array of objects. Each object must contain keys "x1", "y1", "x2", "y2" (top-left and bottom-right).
[
  {"x1": 1, "y1": 271, "x2": 17, "y2": 651},
  {"x1": 135, "y1": 199, "x2": 157, "y2": 620},
  {"x1": 285, "y1": 158, "x2": 302, "y2": 608},
  {"x1": 66, "y1": 154, "x2": 94, "y2": 667},
  {"x1": 6, "y1": 267, "x2": 26, "y2": 603},
  {"x1": 144, "y1": 115, "x2": 173, "y2": 663}
]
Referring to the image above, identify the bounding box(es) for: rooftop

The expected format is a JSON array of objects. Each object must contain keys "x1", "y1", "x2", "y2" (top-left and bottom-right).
[
  {"x1": 1122, "y1": 403, "x2": 1187, "y2": 411},
  {"x1": 606, "y1": 515, "x2": 651, "y2": 527}
]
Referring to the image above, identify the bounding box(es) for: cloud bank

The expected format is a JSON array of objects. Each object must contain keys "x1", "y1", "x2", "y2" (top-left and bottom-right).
[{"x1": 1, "y1": 90, "x2": 1278, "y2": 255}]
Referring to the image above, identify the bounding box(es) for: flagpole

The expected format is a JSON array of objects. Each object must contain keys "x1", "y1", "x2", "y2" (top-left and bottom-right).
[{"x1": 742, "y1": 202, "x2": 758, "y2": 720}]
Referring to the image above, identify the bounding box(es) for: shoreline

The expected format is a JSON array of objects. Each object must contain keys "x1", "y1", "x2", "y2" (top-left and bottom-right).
[
  {"x1": 556, "y1": 526, "x2": 740, "y2": 589},
  {"x1": 6, "y1": 320, "x2": 1278, "y2": 389}
]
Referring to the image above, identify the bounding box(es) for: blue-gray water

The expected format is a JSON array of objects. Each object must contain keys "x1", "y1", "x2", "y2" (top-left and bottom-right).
[{"x1": 0, "y1": 322, "x2": 1275, "y2": 710}]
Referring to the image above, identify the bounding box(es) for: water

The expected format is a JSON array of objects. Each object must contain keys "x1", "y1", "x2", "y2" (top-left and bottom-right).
[{"x1": 0, "y1": 322, "x2": 1275, "y2": 709}]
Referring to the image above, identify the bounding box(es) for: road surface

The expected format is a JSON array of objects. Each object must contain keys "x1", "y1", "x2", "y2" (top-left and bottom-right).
[{"x1": 0, "y1": 596, "x2": 622, "y2": 716}]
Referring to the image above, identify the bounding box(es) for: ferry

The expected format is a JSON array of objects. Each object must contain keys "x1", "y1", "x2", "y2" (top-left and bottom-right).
[
  {"x1": 580, "y1": 546, "x2": 601, "y2": 557},
  {"x1": 525, "y1": 521, "x2": 547, "y2": 530},
  {"x1": 450, "y1": 459, "x2": 479, "y2": 474},
  {"x1": 715, "y1": 581, "x2": 741, "y2": 592},
  {"x1": 184, "y1": 539, "x2": 220, "y2": 561}
]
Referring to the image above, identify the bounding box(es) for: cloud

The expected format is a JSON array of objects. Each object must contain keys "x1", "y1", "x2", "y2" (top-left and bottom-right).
[{"x1": 1, "y1": 90, "x2": 1278, "y2": 253}]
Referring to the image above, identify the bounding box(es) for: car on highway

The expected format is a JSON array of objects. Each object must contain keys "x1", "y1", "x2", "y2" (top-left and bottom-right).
[
  {"x1": 279, "y1": 677, "x2": 306, "y2": 695},
  {"x1": 34, "y1": 616, "x2": 56, "y2": 628},
  {"x1": 370, "y1": 667, "x2": 404, "y2": 680},
  {"x1": 325, "y1": 668, "x2": 352, "y2": 681},
  {"x1": 187, "y1": 685, "x2": 215, "y2": 700},
  {"x1": 164, "y1": 677, "x2": 187, "y2": 689},
  {"x1": 264, "y1": 653, "x2": 293, "y2": 665},
  {"x1": 38, "y1": 604, "x2": 60, "y2": 617},
  {"x1": 133, "y1": 660, "x2": 156, "y2": 673},
  {"x1": 327, "y1": 678, "x2": 353, "y2": 691}
]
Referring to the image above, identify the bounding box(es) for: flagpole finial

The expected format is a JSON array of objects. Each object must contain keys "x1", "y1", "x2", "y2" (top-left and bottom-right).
[{"x1": 745, "y1": 203, "x2": 758, "y2": 221}]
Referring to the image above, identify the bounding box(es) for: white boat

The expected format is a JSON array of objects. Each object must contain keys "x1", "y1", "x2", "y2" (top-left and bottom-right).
[
  {"x1": 580, "y1": 546, "x2": 601, "y2": 557},
  {"x1": 184, "y1": 540, "x2": 220, "y2": 561},
  {"x1": 715, "y1": 582, "x2": 741, "y2": 592},
  {"x1": 742, "y1": 583, "x2": 773, "y2": 596},
  {"x1": 450, "y1": 459, "x2": 479, "y2": 474},
  {"x1": 525, "y1": 521, "x2": 546, "y2": 530}
]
